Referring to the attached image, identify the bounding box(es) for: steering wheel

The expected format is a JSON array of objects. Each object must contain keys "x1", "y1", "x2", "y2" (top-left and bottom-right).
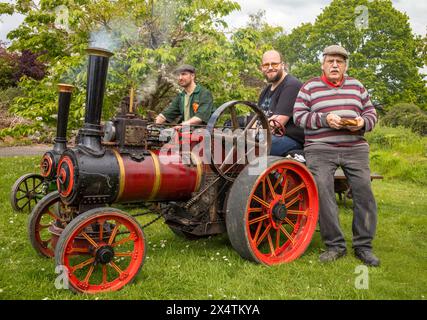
[{"x1": 269, "y1": 119, "x2": 286, "y2": 137}]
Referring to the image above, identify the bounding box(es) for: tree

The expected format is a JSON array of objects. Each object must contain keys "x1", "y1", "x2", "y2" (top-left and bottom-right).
[
  {"x1": 3, "y1": 0, "x2": 260, "y2": 137},
  {"x1": 278, "y1": 0, "x2": 427, "y2": 110}
]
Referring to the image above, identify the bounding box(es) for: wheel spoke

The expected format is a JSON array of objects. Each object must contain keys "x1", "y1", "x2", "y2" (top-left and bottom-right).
[
  {"x1": 102, "y1": 265, "x2": 108, "y2": 285},
  {"x1": 81, "y1": 232, "x2": 100, "y2": 249},
  {"x1": 252, "y1": 195, "x2": 271, "y2": 209},
  {"x1": 109, "y1": 261, "x2": 124, "y2": 275},
  {"x1": 108, "y1": 223, "x2": 121, "y2": 245},
  {"x1": 281, "y1": 176, "x2": 289, "y2": 199},
  {"x1": 41, "y1": 239, "x2": 52, "y2": 247},
  {"x1": 111, "y1": 236, "x2": 133, "y2": 247},
  {"x1": 266, "y1": 175, "x2": 276, "y2": 198},
  {"x1": 243, "y1": 114, "x2": 258, "y2": 133},
  {"x1": 219, "y1": 145, "x2": 237, "y2": 169},
  {"x1": 115, "y1": 252, "x2": 133, "y2": 257},
  {"x1": 285, "y1": 183, "x2": 305, "y2": 199},
  {"x1": 284, "y1": 217, "x2": 296, "y2": 228},
  {"x1": 280, "y1": 225, "x2": 295, "y2": 245},
  {"x1": 24, "y1": 179, "x2": 29, "y2": 193},
  {"x1": 68, "y1": 247, "x2": 90, "y2": 254},
  {"x1": 83, "y1": 264, "x2": 95, "y2": 284},
  {"x1": 256, "y1": 224, "x2": 272, "y2": 247},
  {"x1": 275, "y1": 228, "x2": 281, "y2": 252},
  {"x1": 230, "y1": 107, "x2": 239, "y2": 130},
  {"x1": 47, "y1": 209, "x2": 61, "y2": 221},
  {"x1": 98, "y1": 219, "x2": 104, "y2": 242},
  {"x1": 273, "y1": 170, "x2": 287, "y2": 191},
  {"x1": 37, "y1": 223, "x2": 51, "y2": 230},
  {"x1": 32, "y1": 181, "x2": 44, "y2": 191},
  {"x1": 16, "y1": 194, "x2": 28, "y2": 201},
  {"x1": 267, "y1": 233, "x2": 275, "y2": 256},
  {"x1": 288, "y1": 209, "x2": 308, "y2": 216},
  {"x1": 248, "y1": 214, "x2": 269, "y2": 225},
  {"x1": 20, "y1": 199, "x2": 31, "y2": 210},
  {"x1": 248, "y1": 207, "x2": 263, "y2": 214},
  {"x1": 253, "y1": 221, "x2": 263, "y2": 244},
  {"x1": 285, "y1": 195, "x2": 300, "y2": 208},
  {"x1": 70, "y1": 257, "x2": 95, "y2": 272}
]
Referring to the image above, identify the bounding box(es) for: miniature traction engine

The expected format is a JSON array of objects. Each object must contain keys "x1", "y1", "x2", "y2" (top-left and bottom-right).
[{"x1": 25, "y1": 48, "x2": 319, "y2": 294}]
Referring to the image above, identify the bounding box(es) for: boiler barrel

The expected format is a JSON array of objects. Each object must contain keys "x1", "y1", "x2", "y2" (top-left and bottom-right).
[
  {"x1": 57, "y1": 148, "x2": 203, "y2": 206},
  {"x1": 113, "y1": 150, "x2": 203, "y2": 203}
]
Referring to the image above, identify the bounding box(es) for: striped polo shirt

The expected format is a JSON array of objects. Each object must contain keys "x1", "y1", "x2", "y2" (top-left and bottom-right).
[{"x1": 293, "y1": 76, "x2": 377, "y2": 147}]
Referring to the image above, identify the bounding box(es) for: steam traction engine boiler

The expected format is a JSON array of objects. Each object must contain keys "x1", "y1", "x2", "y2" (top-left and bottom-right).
[
  {"x1": 28, "y1": 48, "x2": 319, "y2": 294},
  {"x1": 10, "y1": 84, "x2": 74, "y2": 213}
]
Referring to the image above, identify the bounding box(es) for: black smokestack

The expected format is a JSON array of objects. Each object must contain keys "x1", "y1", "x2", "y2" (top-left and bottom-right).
[
  {"x1": 79, "y1": 47, "x2": 113, "y2": 155},
  {"x1": 54, "y1": 84, "x2": 74, "y2": 153}
]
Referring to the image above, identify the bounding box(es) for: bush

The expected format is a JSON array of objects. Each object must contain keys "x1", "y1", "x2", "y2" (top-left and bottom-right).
[
  {"x1": 0, "y1": 42, "x2": 47, "y2": 90},
  {"x1": 381, "y1": 103, "x2": 427, "y2": 135}
]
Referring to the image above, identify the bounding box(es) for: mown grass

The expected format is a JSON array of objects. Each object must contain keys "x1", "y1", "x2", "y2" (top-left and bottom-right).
[{"x1": 0, "y1": 155, "x2": 426, "y2": 300}]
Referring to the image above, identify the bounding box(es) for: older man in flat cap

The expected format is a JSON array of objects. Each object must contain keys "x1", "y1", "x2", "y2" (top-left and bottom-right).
[
  {"x1": 156, "y1": 64, "x2": 214, "y2": 125},
  {"x1": 294, "y1": 45, "x2": 380, "y2": 266}
]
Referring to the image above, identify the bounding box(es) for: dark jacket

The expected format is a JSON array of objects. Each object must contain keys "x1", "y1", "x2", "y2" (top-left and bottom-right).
[{"x1": 161, "y1": 84, "x2": 214, "y2": 124}]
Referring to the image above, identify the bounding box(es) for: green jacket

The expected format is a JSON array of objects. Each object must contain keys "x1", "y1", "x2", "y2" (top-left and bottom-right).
[{"x1": 161, "y1": 84, "x2": 214, "y2": 124}]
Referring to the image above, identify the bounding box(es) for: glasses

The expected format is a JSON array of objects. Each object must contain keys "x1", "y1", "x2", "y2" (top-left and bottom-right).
[
  {"x1": 261, "y1": 62, "x2": 282, "y2": 71},
  {"x1": 325, "y1": 58, "x2": 346, "y2": 66}
]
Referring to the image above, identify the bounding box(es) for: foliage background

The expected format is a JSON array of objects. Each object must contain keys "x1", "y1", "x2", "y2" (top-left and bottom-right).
[{"x1": 0, "y1": 0, "x2": 426, "y2": 142}]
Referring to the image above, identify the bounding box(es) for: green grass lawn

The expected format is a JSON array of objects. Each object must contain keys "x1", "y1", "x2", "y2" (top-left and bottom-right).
[{"x1": 0, "y1": 156, "x2": 426, "y2": 300}]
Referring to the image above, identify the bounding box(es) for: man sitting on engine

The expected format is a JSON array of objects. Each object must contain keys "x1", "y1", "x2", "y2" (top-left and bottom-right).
[{"x1": 155, "y1": 64, "x2": 214, "y2": 125}]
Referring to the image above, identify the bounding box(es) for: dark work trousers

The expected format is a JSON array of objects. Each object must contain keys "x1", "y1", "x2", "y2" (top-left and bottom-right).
[{"x1": 304, "y1": 144, "x2": 377, "y2": 251}]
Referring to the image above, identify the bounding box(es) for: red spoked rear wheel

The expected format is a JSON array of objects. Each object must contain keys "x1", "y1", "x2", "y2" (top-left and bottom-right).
[
  {"x1": 55, "y1": 207, "x2": 146, "y2": 294},
  {"x1": 226, "y1": 156, "x2": 318, "y2": 265}
]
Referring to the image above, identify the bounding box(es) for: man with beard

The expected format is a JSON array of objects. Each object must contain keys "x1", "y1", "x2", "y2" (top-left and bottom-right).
[
  {"x1": 293, "y1": 45, "x2": 380, "y2": 266},
  {"x1": 258, "y1": 50, "x2": 304, "y2": 156},
  {"x1": 155, "y1": 64, "x2": 213, "y2": 125}
]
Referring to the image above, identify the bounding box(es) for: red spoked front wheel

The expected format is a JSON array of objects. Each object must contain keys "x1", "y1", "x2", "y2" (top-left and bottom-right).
[
  {"x1": 226, "y1": 156, "x2": 318, "y2": 265},
  {"x1": 28, "y1": 191, "x2": 66, "y2": 258},
  {"x1": 55, "y1": 207, "x2": 146, "y2": 294}
]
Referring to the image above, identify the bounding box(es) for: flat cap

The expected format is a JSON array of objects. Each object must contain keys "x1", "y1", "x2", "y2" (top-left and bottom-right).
[
  {"x1": 323, "y1": 45, "x2": 349, "y2": 59},
  {"x1": 175, "y1": 64, "x2": 196, "y2": 74}
]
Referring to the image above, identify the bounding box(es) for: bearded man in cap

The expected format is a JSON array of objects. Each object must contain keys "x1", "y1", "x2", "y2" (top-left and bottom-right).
[
  {"x1": 293, "y1": 45, "x2": 380, "y2": 266},
  {"x1": 156, "y1": 64, "x2": 214, "y2": 125}
]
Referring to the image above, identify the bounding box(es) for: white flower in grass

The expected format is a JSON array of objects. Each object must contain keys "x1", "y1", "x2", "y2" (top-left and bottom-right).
[
  {"x1": 42, "y1": 297, "x2": 49, "y2": 300},
  {"x1": 208, "y1": 294, "x2": 213, "y2": 298},
  {"x1": 36, "y1": 117, "x2": 43, "y2": 121},
  {"x1": 0, "y1": 289, "x2": 3, "y2": 293}
]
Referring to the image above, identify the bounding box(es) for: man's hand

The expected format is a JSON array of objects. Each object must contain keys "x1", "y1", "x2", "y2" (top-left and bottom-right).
[
  {"x1": 345, "y1": 116, "x2": 365, "y2": 132},
  {"x1": 155, "y1": 114, "x2": 168, "y2": 124},
  {"x1": 326, "y1": 114, "x2": 343, "y2": 129}
]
